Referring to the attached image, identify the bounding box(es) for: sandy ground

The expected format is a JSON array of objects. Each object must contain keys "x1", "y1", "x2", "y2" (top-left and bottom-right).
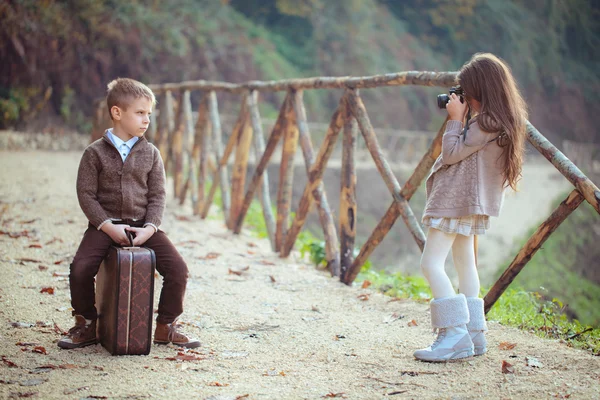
[{"x1": 0, "y1": 150, "x2": 599, "y2": 400}]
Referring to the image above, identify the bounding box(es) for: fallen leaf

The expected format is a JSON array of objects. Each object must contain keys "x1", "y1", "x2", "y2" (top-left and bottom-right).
[
  {"x1": 207, "y1": 382, "x2": 229, "y2": 387},
  {"x1": 269, "y1": 275, "x2": 276, "y2": 283},
  {"x1": 165, "y1": 351, "x2": 205, "y2": 361},
  {"x1": 16, "y1": 342, "x2": 39, "y2": 347},
  {"x1": 18, "y1": 258, "x2": 43, "y2": 264},
  {"x1": 407, "y1": 319, "x2": 418, "y2": 327},
  {"x1": 198, "y1": 252, "x2": 221, "y2": 260},
  {"x1": 357, "y1": 294, "x2": 370, "y2": 301},
  {"x1": 260, "y1": 260, "x2": 275, "y2": 266},
  {"x1": 228, "y1": 266, "x2": 250, "y2": 276},
  {"x1": 59, "y1": 364, "x2": 78, "y2": 369},
  {"x1": 53, "y1": 260, "x2": 63, "y2": 265},
  {"x1": 361, "y1": 280, "x2": 372, "y2": 289},
  {"x1": 247, "y1": 250, "x2": 255, "y2": 255},
  {"x1": 2, "y1": 356, "x2": 18, "y2": 367},
  {"x1": 323, "y1": 392, "x2": 347, "y2": 398},
  {"x1": 9, "y1": 391, "x2": 37, "y2": 397},
  {"x1": 32, "y1": 346, "x2": 47, "y2": 355},
  {"x1": 37, "y1": 265, "x2": 48, "y2": 271},
  {"x1": 44, "y1": 238, "x2": 63, "y2": 245},
  {"x1": 525, "y1": 356, "x2": 543, "y2": 368},
  {"x1": 28, "y1": 244, "x2": 42, "y2": 249},
  {"x1": 51, "y1": 271, "x2": 69, "y2": 277},
  {"x1": 0, "y1": 230, "x2": 32, "y2": 238},
  {"x1": 499, "y1": 342, "x2": 517, "y2": 350},
  {"x1": 247, "y1": 242, "x2": 257, "y2": 247},
  {"x1": 502, "y1": 360, "x2": 515, "y2": 374},
  {"x1": 53, "y1": 322, "x2": 67, "y2": 335},
  {"x1": 39, "y1": 287, "x2": 54, "y2": 295},
  {"x1": 20, "y1": 219, "x2": 39, "y2": 224}
]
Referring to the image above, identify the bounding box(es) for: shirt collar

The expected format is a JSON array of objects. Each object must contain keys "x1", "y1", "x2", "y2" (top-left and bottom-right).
[{"x1": 107, "y1": 129, "x2": 139, "y2": 149}]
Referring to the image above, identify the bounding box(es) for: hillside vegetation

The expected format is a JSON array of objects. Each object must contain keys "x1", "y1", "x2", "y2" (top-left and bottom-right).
[{"x1": 1, "y1": 0, "x2": 599, "y2": 144}]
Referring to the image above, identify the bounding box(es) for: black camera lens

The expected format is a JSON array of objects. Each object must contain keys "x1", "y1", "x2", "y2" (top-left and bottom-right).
[{"x1": 437, "y1": 94, "x2": 450, "y2": 109}]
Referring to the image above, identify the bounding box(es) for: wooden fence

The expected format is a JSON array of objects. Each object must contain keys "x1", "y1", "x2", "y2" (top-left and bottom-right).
[{"x1": 91, "y1": 71, "x2": 600, "y2": 313}]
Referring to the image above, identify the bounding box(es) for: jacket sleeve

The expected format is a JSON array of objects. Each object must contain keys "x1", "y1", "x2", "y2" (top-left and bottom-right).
[
  {"x1": 441, "y1": 120, "x2": 498, "y2": 165},
  {"x1": 144, "y1": 146, "x2": 166, "y2": 228},
  {"x1": 76, "y1": 148, "x2": 110, "y2": 228}
]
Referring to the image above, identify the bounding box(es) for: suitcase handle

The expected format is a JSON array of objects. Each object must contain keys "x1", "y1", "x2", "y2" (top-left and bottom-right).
[{"x1": 126, "y1": 231, "x2": 135, "y2": 247}]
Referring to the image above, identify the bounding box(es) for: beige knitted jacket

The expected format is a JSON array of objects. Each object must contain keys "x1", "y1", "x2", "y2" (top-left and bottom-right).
[
  {"x1": 76, "y1": 131, "x2": 166, "y2": 229},
  {"x1": 423, "y1": 119, "x2": 505, "y2": 220}
]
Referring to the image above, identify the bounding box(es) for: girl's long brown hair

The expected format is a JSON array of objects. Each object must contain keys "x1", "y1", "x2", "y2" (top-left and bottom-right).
[{"x1": 458, "y1": 53, "x2": 528, "y2": 191}]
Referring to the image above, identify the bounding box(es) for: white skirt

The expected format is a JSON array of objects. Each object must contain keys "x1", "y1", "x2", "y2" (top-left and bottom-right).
[{"x1": 422, "y1": 214, "x2": 490, "y2": 236}]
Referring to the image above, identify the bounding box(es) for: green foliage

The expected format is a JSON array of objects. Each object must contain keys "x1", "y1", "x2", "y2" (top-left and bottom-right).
[
  {"x1": 488, "y1": 287, "x2": 600, "y2": 355},
  {"x1": 357, "y1": 266, "x2": 432, "y2": 301},
  {"x1": 495, "y1": 193, "x2": 600, "y2": 326},
  {"x1": 0, "y1": 87, "x2": 30, "y2": 127}
]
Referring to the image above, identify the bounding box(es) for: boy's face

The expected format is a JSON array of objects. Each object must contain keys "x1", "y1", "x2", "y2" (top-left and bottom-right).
[{"x1": 111, "y1": 97, "x2": 153, "y2": 141}]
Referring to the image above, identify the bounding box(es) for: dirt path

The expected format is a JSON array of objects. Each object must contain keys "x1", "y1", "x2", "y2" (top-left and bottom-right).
[{"x1": 0, "y1": 151, "x2": 598, "y2": 399}]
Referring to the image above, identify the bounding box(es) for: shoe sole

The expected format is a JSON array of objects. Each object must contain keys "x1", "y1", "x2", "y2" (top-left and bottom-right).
[
  {"x1": 57, "y1": 339, "x2": 98, "y2": 349},
  {"x1": 474, "y1": 346, "x2": 487, "y2": 356},
  {"x1": 153, "y1": 340, "x2": 201, "y2": 349},
  {"x1": 415, "y1": 348, "x2": 474, "y2": 363}
]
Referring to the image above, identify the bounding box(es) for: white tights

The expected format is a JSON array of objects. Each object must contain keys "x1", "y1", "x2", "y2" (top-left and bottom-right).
[{"x1": 420, "y1": 228, "x2": 480, "y2": 299}]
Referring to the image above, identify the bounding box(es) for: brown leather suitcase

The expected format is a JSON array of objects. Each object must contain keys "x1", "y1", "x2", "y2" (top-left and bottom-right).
[{"x1": 96, "y1": 237, "x2": 155, "y2": 355}]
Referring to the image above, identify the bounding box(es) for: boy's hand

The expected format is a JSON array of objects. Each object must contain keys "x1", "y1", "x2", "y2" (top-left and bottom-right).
[
  {"x1": 125, "y1": 226, "x2": 155, "y2": 246},
  {"x1": 447, "y1": 93, "x2": 468, "y2": 122},
  {"x1": 101, "y1": 222, "x2": 131, "y2": 246}
]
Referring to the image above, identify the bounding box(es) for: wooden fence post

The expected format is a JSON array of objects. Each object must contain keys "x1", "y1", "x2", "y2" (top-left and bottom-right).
[
  {"x1": 484, "y1": 189, "x2": 585, "y2": 313},
  {"x1": 229, "y1": 94, "x2": 252, "y2": 229},
  {"x1": 279, "y1": 93, "x2": 347, "y2": 258},
  {"x1": 291, "y1": 90, "x2": 341, "y2": 276},
  {"x1": 233, "y1": 94, "x2": 292, "y2": 234},
  {"x1": 339, "y1": 104, "x2": 358, "y2": 279},
  {"x1": 247, "y1": 90, "x2": 277, "y2": 251}
]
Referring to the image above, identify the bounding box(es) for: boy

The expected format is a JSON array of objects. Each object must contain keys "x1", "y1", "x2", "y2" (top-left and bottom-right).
[{"x1": 58, "y1": 78, "x2": 199, "y2": 349}]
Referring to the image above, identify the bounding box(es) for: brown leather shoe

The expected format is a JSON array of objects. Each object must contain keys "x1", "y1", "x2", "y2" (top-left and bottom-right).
[
  {"x1": 57, "y1": 315, "x2": 98, "y2": 349},
  {"x1": 154, "y1": 320, "x2": 200, "y2": 348}
]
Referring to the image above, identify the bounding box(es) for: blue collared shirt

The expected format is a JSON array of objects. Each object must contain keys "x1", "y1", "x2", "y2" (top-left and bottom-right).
[{"x1": 107, "y1": 129, "x2": 139, "y2": 162}]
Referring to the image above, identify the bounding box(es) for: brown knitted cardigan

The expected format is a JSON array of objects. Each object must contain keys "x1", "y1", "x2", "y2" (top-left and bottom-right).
[
  {"x1": 423, "y1": 119, "x2": 505, "y2": 219},
  {"x1": 76, "y1": 131, "x2": 166, "y2": 229}
]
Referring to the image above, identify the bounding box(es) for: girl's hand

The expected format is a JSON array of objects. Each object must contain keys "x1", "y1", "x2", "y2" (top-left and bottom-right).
[
  {"x1": 447, "y1": 93, "x2": 468, "y2": 122},
  {"x1": 125, "y1": 226, "x2": 155, "y2": 246}
]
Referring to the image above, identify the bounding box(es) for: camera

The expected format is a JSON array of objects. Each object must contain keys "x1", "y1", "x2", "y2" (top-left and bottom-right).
[{"x1": 437, "y1": 86, "x2": 464, "y2": 109}]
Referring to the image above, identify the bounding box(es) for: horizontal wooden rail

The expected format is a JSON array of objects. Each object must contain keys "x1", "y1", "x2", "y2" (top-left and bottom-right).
[{"x1": 149, "y1": 71, "x2": 457, "y2": 94}]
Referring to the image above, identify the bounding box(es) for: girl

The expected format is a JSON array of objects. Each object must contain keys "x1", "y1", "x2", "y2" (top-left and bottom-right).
[{"x1": 414, "y1": 53, "x2": 528, "y2": 362}]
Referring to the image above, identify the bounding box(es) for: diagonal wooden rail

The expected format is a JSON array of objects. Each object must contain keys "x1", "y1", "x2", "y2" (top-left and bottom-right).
[{"x1": 91, "y1": 70, "x2": 600, "y2": 314}]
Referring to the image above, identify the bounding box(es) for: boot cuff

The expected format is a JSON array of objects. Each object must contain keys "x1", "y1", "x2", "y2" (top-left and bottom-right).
[
  {"x1": 430, "y1": 294, "x2": 469, "y2": 329},
  {"x1": 466, "y1": 296, "x2": 488, "y2": 331}
]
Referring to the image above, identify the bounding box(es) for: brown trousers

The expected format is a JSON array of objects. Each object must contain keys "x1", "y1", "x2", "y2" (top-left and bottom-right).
[{"x1": 70, "y1": 222, "x2": 188, "y2": 324}]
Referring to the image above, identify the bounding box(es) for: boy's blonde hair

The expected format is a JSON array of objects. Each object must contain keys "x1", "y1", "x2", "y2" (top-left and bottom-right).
[{"x1": 106, "y1": 78, "x2": 156, "y2": 120}]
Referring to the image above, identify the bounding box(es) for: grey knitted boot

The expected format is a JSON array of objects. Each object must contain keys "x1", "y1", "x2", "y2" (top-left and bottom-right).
[
  {"x1": 413, "y1": 294, "x2": 474, "y2": 362},
  {"x1": 466, "y1": 297, "x2": 488, "y2": 356}
]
